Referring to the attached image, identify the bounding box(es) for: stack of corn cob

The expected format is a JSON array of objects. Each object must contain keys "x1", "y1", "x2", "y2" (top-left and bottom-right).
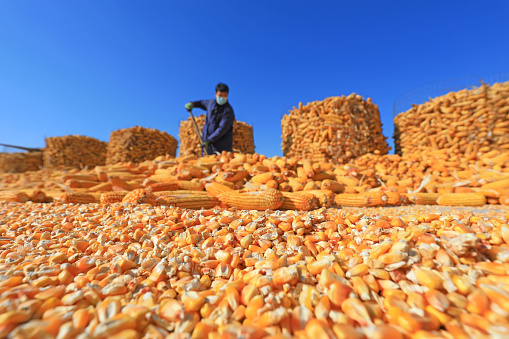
[
  {"x1": 179, "y1": 115, "x2": 255, "y2": 157},
  {"x1": 0, "y1": 152, "x2": 43, "y2": 173},
  {"x1": 106, "y1": 126, "x2": 178, "y2": 165},
  {"x1": 281, "y1": 94, "x2": 390, "y2": 164},
  {"x1": 43, "y1": 135, "x2": 107, "y2": 169},
  {"x1": 394, "y1": 81, "x2": 509, "y2": 156}
]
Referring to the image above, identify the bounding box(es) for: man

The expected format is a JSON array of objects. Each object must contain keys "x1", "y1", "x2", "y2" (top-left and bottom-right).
[{"x1": 185, "y1": 83, "x2": 235, "y2": 155}]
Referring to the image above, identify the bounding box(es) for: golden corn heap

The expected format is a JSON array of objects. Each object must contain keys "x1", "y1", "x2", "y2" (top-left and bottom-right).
[
  {"x1": 0, "y1": 201, "x2": 509, "y2": 338},
  {"x1": 1, "y1": 149, "x2": 509, "y2": 209},
  {"x1": 281, "y1": 94, "x2": 390, "y2": 164},
  {"x1": 0, "y1": 152, "x2": 43, "y2": 173},
  {"x1": 179, "y1": 115, "x2": 255, "y2": 157},
  {"x1": 44, "y1": 135, "x2": 107, "y2": 169},
  {"x1": 106, "y1": 126, "x2": 178, "y2": 165},
  {"x1": 394, "y1": 81, "x2": 509, "y2": 156}
]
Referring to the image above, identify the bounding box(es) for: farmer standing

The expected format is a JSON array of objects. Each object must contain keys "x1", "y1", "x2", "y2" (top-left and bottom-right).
[{"x1": 185, "y1": 83, "x2": 235, "y2": 155}]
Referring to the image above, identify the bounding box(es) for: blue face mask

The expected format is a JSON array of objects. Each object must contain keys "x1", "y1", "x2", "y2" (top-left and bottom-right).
[{"x1": 216, "y1": 96, "x2": 227, "y2": 105}]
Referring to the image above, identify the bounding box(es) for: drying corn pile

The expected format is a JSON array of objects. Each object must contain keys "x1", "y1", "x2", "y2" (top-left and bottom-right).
[
  {"x1": 281, "y1": 94, "x2": 390, "y2": 164},
  {"x1": 44, "y1": 135, "x2": 107, "y2": 169},
  {"x1": 394, "y1": 81, "x2": 509, "y2": 156},
  {"x1": 0, "y1": 152, "x2": 43, "y2": 173},
  {"x1": 179, "y1": 115, "x2": 255, "y2": 157},
  {"x1": 106, "y1": 126, "x2": 178, "y2": 165},
  {"x1": 1, "y1": 151, "x2": 509, "y2": 338}
]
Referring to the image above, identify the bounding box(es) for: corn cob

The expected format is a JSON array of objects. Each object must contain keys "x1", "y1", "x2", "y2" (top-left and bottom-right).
[
  {"x1": 218, "y1": 188, "x2": 283, "y2": 210},
  {"x1": 155, "y1": 196, "x2": 177, "y2": 207},
  {"x1": 147, "y1": 182, "x2": 179, "y2": 192},
  {"x1": 336, "y1": 176, "x2": 360, "y2": 187},
  {"x1": 301, "y1": 159, "x2": 314, "y2": 178},
  {"x1": 310, "y1": 172, "x2": 336, "y2": 182},
  {"x1": 155, "y1": 190, "x2": 209, "y2": 196},
  {"x1": 222, "y1": 170, "x2": 250, "y2": 182},
  {"x1": 437, "y1": 193, "x2": 487, "y2": 206},
  {"x1": 407, "y1": 193, "x2": 440, "y2": 205},
  {"x1": 278, "y1": 182, "x2": 291, "y2": 192},
  {"x1": 320, "y1": 180, "x2": 345, "y2": 193},
  {"x1": 87, "y1": 182, "x2": 113, "y2": 192},
  {"x1": 29, "y1": 190, "x2": 47, "y2": 203},
  {"x1": 58, "y1": 193, "x2": 97, "y2": 204},
  {"x1": 250, "y1": 172, "x2": 274, "y2": 185},
  {"x1": 288, "y1": 178, "x2": 305, "y2": 192},
  {"x1": 174, "y1": 194, "x2": 220, "y2": 209},
  {"x1": 108, "y1": 176, "x2": 132, "y2": 191},
  {"x1": 122, "y1": 189, "x2": 156, "y2": 205},
  {"x1": 100, "y1": 191, "x2": 129, "y2": 204},
  {"x1": 65, "y1": 179, "x2": 101, "y2": 189},
  {"x1": 334, "y1": 192, "x2": 388, "y2": 207},
  {"x1": 205, "y1": 182, "x2": 234, "y2": 197},
  {"x1": 303, "y1": 181, "x2": 319, "y2": 191},
  {"x1": 385, "y1": 191, "x2": 402, "y2": 206},
  {"x1": 0, "y1": 191, "x2": 30, "y2": 203},
  {"x1": 500, "y1": 195, "x2": 509, "y2": 205},
  {"x1": 281, "y1": 192, "x2": 317, "y2": 211},
  {"x1": 177, "y1": 181, "x2": 204, "y2": 191},
  {"x1": 62, "y1": 174, "x2": 99, "y2": 182},
  {"x1": 481, "y1": 178, "x2": 509, "y2": 190}
]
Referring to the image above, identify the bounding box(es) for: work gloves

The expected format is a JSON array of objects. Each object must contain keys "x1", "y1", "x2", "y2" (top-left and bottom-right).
[
  {"x1": 201, "y1": 140, "x2": 210, "y2": 149},
  {"x1": 185, "y1": 102, "x2": 193, "y2": 111}
]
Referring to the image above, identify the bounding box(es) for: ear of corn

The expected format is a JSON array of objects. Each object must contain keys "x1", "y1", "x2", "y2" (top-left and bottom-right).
[
  {"x1": 407, "y1": 193, "x2": 440, "y2": 205},
  {"x1": 59, "y1": 192, "x2": 97, "y2": 204},
  {"x1": 320, "y1": 180, "x2": 345, "y2": 193},
  {"x1": 122, "y1": 189, "x2": 156, "y2": 205},
  {"x1": 218, "y1": 188, "x2": 283, "y2": 210},
  {"x1": 147, "y1": 182, "x2": 179, "y2": 192},
  {"x1": 177, "y1": 181, "x2": 204, "y2": 191},
  {"x1": 437, "y1": 193, "x2": 487, "y2": 206},
  {"x1": 334, "y1": 192, "x2": 388, "y2": 207},
  {"x1": 100, "y1": 191, "x2": 129, "y2": 204},
  {"x1": 88, "y1": 182, "x2": 113, "y2": 192},
  {"x1": 250, "y1": 172, "x2": 274, "y2": 185},
  {"x1": 65, "y1": 179, "x2": 101, "y2": 189},
  {"x1": 174, "y1": 194, "x2": 220, "y2": 209},
  {"x1": 281, "y1": 192, "x2": 317, "y2": 211},
  {"x1": 205, "y1": 182, "x2": 234, "y2": 197}
]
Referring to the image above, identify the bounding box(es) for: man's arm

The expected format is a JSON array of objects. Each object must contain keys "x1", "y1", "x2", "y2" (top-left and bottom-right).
[
  {"x1": 190, "y1": 100, "x2": 208, "y2": 111},
  {"x1": 206, "y1": 108, "x2": 235, "y2": 143}
]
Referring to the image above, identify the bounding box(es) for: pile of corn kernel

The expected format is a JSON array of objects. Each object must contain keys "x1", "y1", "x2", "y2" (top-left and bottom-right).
[{"x1": 1, "y1": 200, "x2": 509, "y2": 338}]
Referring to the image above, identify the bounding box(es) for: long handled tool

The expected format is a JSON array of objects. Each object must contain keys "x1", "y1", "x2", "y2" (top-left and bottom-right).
[
  {"x1": 186, "y1": 109, "x2": 208, "y2": 156},
  {"x1": 0, "y1": 143, "x2": 43, "y2": 153}
]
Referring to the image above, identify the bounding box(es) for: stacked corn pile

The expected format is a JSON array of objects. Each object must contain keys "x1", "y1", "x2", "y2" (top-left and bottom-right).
[
  {"x1": 0, "y1": 152, "x2": 43, "y2": 173},
  {"x1": 394, "y1": 81, "x2": 509, "y2": 156},
  {"x1": 106, "y1": 126, "x2": 178, "y2": 165},
  {"x1": 1, "y1": 200, "x2": 509, "y2": 338},
  {"x1": 43, "y1": 135, "x2": 107, "y2": 169},
  {"x1": 281, "y1": 94, "x2": 390, "y2": 164},
  {"x1": 2, "y1": 150, "x2": 509, "y2": 207},
  {"x1": 179, "y1": 115, "x2": 255, "y2": 156}
]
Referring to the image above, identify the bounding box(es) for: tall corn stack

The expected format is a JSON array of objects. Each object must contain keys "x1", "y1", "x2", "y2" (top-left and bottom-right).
[
  {"x1": 43, "y1": 135, "x2": 107, "y2": 169},
  {"x1": 0, "y1": 152, "x2": 43, "y2": 173},
  {"x1": 106, "y1": 126, "x2": 178, "y2": 165},
  {"x1": 394, "y1": 81, "x2": 509, "y2": 156},
  {"x1": 179, "y1": 114, "x2": 255, "y2": 156},
  {"x1": 281, "y1": 94, "x2": 390, "y2": 164}
]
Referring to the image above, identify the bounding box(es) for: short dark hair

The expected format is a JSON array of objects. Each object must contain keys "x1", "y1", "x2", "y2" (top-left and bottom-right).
[{"x1": 216, "y1": 83, "x2": 229, "y2": 93}]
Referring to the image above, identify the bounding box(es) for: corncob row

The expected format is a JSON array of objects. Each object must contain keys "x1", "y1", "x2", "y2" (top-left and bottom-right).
[
  {"x1": 437, "y1": 193, "x2": 487, "y2": 206},
  {"x1": 58, "y1": 193, "x2": 97, "y2": 204},
  {"x1": 334, "y1": 192, "x2": 388, "y2": 207},
  {"x1": 281, "y1": 192, "x2": 317, "y2": 211},
  {"x1": 218, "y1": 188, "x2": 283, "y2": 210}
]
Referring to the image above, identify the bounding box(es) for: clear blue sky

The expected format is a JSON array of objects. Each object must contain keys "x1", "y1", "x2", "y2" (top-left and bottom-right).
[{"x1": 1, "y1": 1, "x2": 508, "y2": 157}]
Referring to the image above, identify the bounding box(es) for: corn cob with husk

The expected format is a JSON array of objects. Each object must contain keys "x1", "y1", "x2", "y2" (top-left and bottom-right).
[
  {"x1": 58, "y1": 192, "x2": 97, "y2": 204},
  {"x1": 437, "y1": 193, "x2": 487, "y2": 206},
  {"x1": 334, "y1": 192, "x2": 388, "y2": 207},
  {"x1": 281, "y1": 192, "x2": 317, "y2": 210},
  {"x1": 100, "y1": 191, "x2": 129, "y2": 204},
  {"x1": 218, "y1": 188, "x2": 283, "y2": 210},
  {"x1": 0, "y1": 191, "x2": 30, "y2": 203},
  {"x1": 122, "y1": 189, "x2": 156, "y2": 205}
]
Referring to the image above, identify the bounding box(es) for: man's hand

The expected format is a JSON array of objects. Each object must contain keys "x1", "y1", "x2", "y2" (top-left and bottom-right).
[
  {"x1": 185, "y1": 102, "x2": 193, "y2": 111},
  {"x1": 201, "y1": 140, "x2": 209, "y2": 149}
]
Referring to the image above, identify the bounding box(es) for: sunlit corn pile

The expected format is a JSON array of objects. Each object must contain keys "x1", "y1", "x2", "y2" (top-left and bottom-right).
[
  {"x1": 179, "y1": 115, "x2": 255, "y2": 157},
  {"x1": 281, "y1": 94, "x2": 390, "y2": 164},
  {"x1": 44, "y1": 135, "x2": 107, "y2": 169},
  {"x1": 0, "y1": 152, "x2": 43, "y2": 174},
  {"x1": 106, "y1": 126, "x2": 178, "y2": 165},
  {"x1": 394, "y1": 81, "x2": 509, "y2": 156}
]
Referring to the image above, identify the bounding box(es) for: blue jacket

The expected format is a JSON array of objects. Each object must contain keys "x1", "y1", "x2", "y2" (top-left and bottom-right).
[{"x1": 191, "y1": 99, "x2": 235, "y2": 154}]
